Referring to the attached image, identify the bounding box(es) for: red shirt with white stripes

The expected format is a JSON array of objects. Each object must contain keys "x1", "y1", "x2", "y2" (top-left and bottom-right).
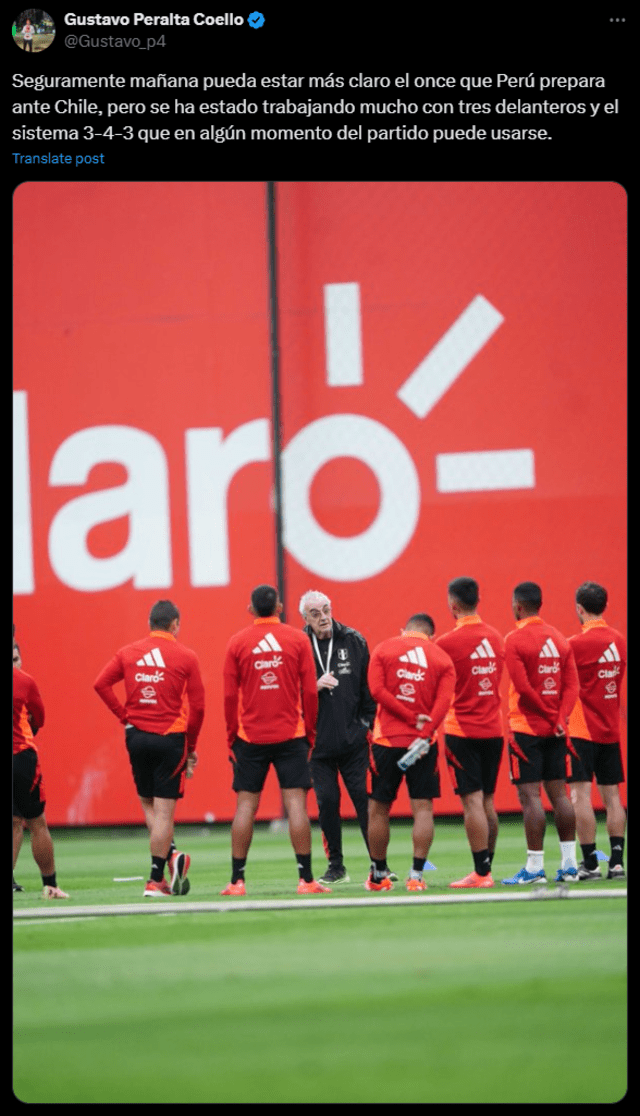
[
  {"x1": 13, "y1": 668, "x2": 45, "y2": 755},
  {"x1": 368, "y1": 630, "x2": 456, "y2": 748},
  {"x1": 93, "y1": 630, "x2": 205, "y2": 753},
  {"x1": 504, "y1": 615, "x2": 579, "y2": 737},
  {"x1": 436, "y1": 615, "x2": 505, "y2": 738},
  {"x1": 223, "y1": 617, "x2": 318, "y2": 746},
  {"x1": 567, "y1": 619, "x2": 627, "y2": 743}
]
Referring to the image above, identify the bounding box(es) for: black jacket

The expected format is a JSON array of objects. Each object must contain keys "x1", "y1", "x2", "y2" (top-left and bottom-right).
[{"x1": 303, "y1": 620, "x2": 377, "y2": 758}]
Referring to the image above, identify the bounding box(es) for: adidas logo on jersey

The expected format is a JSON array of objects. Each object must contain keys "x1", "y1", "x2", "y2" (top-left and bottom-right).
[
  {"x1": 252, "y1": 633, "x2": 282, "y2": 654},
  {"x1": 397, "y1": 645, "x2": 427, "y2": 681},
  {"x1": 136, "y1": 648, "x2": 166, "y2": 668},
  {"x1": 538, "y1": 638, "x2": 560, "y2": 674},
  {"x1": 470, "y1": 639, "x2": 497, "y2": 674},
  {"x1": 598, "y1": 642, "x2": 621, "y2": 680}
]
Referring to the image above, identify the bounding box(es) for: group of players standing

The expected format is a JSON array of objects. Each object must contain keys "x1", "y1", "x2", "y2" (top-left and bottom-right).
[{"x1": 12, "y1": 576, "x2": 626, "y2": 899}]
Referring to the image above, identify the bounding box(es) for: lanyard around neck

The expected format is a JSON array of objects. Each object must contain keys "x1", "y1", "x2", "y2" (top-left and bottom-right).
[{"x1": 311, "y1": 631, "x2": 333, "y2": 675}]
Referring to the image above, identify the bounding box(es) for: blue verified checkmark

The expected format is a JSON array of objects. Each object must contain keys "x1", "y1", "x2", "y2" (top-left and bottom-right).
[{"x1": 248, "y1": 11, "x2": 265, "y2": 27}]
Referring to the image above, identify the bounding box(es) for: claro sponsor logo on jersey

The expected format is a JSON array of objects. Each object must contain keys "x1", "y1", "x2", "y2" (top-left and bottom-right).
[
  {"x1": 397, "y1": 668, "x2": 425, "y2": 681},
  {"x1": 135, "y1": 671, "x2": 165, "y2": 683},
  {"x1": 254, "y1": 656, "x2": 282, "y2": 670}
]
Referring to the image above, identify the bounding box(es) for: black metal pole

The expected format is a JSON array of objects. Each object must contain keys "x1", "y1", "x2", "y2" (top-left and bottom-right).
[
  {"x1": 266, "y1": 182, "x2": 287, "y2": 623},
  {"x1": 266, "y1": 182, "x2": 291, "y2": 826}
]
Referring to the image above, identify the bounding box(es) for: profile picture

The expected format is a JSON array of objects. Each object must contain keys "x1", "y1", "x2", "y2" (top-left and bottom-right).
[{"x1": 13, "y1": 9, "x2": 55, "y2": 51}]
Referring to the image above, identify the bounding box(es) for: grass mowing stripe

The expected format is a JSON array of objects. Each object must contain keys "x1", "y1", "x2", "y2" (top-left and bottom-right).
[
  {"x1": 13, "y1": 820, "x2": 626, "y2": 1103},
  {"x1": 14, "y1": 902, "x2": 626, "y2": 1103}
]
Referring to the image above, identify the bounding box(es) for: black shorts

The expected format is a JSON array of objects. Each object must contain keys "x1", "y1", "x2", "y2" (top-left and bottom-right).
[
  {"x1": 125, "y1": 727, "x2": 188, "y2": 800},
  {"x1": 508, "y1": 732, "x2": 568, "y2": 786},
  {"x1": 231, "y1": 737, "x2": 312, "y2": 794},
  {"x1": 369, "y1": 742, "x2": 441, "y2": 804},
  {"x1": 445, "y1": 735, "x2": 503, "y2": 797},
  {"x1": 13, "y1": 749, "x2": 46, "y2": 819},
  {"x1": 567, "y1": 738, "x2": 625, "y2": 786}
]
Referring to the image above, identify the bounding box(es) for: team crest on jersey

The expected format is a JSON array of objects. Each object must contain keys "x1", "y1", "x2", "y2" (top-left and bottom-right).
[{"x1": 260, "y1": 671, "x2": 279, "y2": 690}]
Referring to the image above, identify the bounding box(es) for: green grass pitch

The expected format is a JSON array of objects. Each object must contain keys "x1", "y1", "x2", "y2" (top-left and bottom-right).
[{"x1": 13, "y1": 817, "x2": 626, "y2": 1103}]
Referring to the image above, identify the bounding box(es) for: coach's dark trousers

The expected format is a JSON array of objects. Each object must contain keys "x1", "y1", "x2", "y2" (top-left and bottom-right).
[{"x1": 310, "y1": 747, "x2": 370, "y2": 864}]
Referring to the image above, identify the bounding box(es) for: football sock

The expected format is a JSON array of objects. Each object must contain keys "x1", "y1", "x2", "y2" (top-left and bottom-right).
[
  {"x1": 231, "y1": 857, "x2": 246, "y2": 884},
  {"x1": 42, "y1": 873, "x2": 57, "y2": 888},
  {"x1": 559, "y1": 840, "x2": 577, "y2": 868},
  {"x1": 412, "y1": 857, "x2": 424, "y2": 875},
  {"x1": 525, "y1": 850, "x2": 544, "y2": 874},
  {"x1": 167, "y1": 840, "x2": 176, "y2": 861},
  {"x1": 580, "y1": 842, "x2": 598, "y2": 870},
  {"x1": 296, "y1": 853, "x2": 313, "y2": 882},
  {"x1": 151, "y1": 856, "x2": 166, "y2": 883},
  {"x1": 371, "y1": 859, "x2": 388, "y2": 880},
  {"x1": 472, "y1": 849, "x2": 492, "y2": 877},
  {"x1": 609, "y1": 837, "x2": 625, "y2": 867}
]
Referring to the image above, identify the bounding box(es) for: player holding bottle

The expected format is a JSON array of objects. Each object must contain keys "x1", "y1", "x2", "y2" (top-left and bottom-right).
[{"x1": 367, "y1": 613, "x2": 455, "y2": 892}]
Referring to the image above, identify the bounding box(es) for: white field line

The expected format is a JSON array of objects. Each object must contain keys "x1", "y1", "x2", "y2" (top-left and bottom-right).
[{"x1": 13, "y1": 888, "x2": 626, "y2": 920}]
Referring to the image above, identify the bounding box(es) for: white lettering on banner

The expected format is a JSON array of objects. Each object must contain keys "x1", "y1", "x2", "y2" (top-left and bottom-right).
[
  {"x1": 324, "y1": 282, "x2": 363, "y2": 386},
  {"x1": 48, "y1": 426, "x2": 172, "y2": 591},
  {"x1": 185, "y1": 419, "x2": 271, "y2": 587},
  {"x1": 397, "y1": 295, "x2": 504, "y2": 419},
  {"x1": 436, "y1": 449, "x2": 535, "y2": 493},
  {"x1": 13, "y1": 272, "x2": 539, "y2": 594},
  {"x1": 13, "y1": 392, "x2": 34, "y2": 594},
  {"x1": 282, "y1": 414, "x2": 421, "y2": 581}
]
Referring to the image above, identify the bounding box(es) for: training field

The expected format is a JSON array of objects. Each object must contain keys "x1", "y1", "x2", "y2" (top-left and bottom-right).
[{"x1": 13, "y1": 817, "x2": 626, "y2": 1104}]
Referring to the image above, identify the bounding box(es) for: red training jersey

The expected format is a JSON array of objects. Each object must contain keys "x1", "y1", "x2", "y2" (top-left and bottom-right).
[
  {"x1": 567, "y1": 619, "x2": 627, "y2": 743},
  {"x1": 504, "y1": 616, "x2": 579, "y2": 737},
  {"x1": 13, "y1": 668, "x2": 45, "y2": 755},
  {"x1": 436, "y1": 615, "x2": 505, "y2": 738},
  {"x1": 223, "y1": 617, "x2": 318, "y2": 746},
  {"x1": 93, "y1": 630, "x2": 205, "y2": 753},
  {"x1": 368, "y1": 630, "x2": 456, "y2": 748}
]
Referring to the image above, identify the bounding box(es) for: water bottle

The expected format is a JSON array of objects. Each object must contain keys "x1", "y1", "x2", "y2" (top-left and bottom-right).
[{"x1": 397, "y1": 737, "x2": 431, "y2": 771}]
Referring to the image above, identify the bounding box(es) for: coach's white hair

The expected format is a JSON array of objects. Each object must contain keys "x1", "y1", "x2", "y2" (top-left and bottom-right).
[{"x1": 299, "y1": 589, "x2": 331, "y2": 618}]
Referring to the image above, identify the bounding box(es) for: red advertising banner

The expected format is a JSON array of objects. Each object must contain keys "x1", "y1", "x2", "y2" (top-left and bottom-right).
[{"x1": 13, "y1": 181, "x2": 626, "y2": 825}]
